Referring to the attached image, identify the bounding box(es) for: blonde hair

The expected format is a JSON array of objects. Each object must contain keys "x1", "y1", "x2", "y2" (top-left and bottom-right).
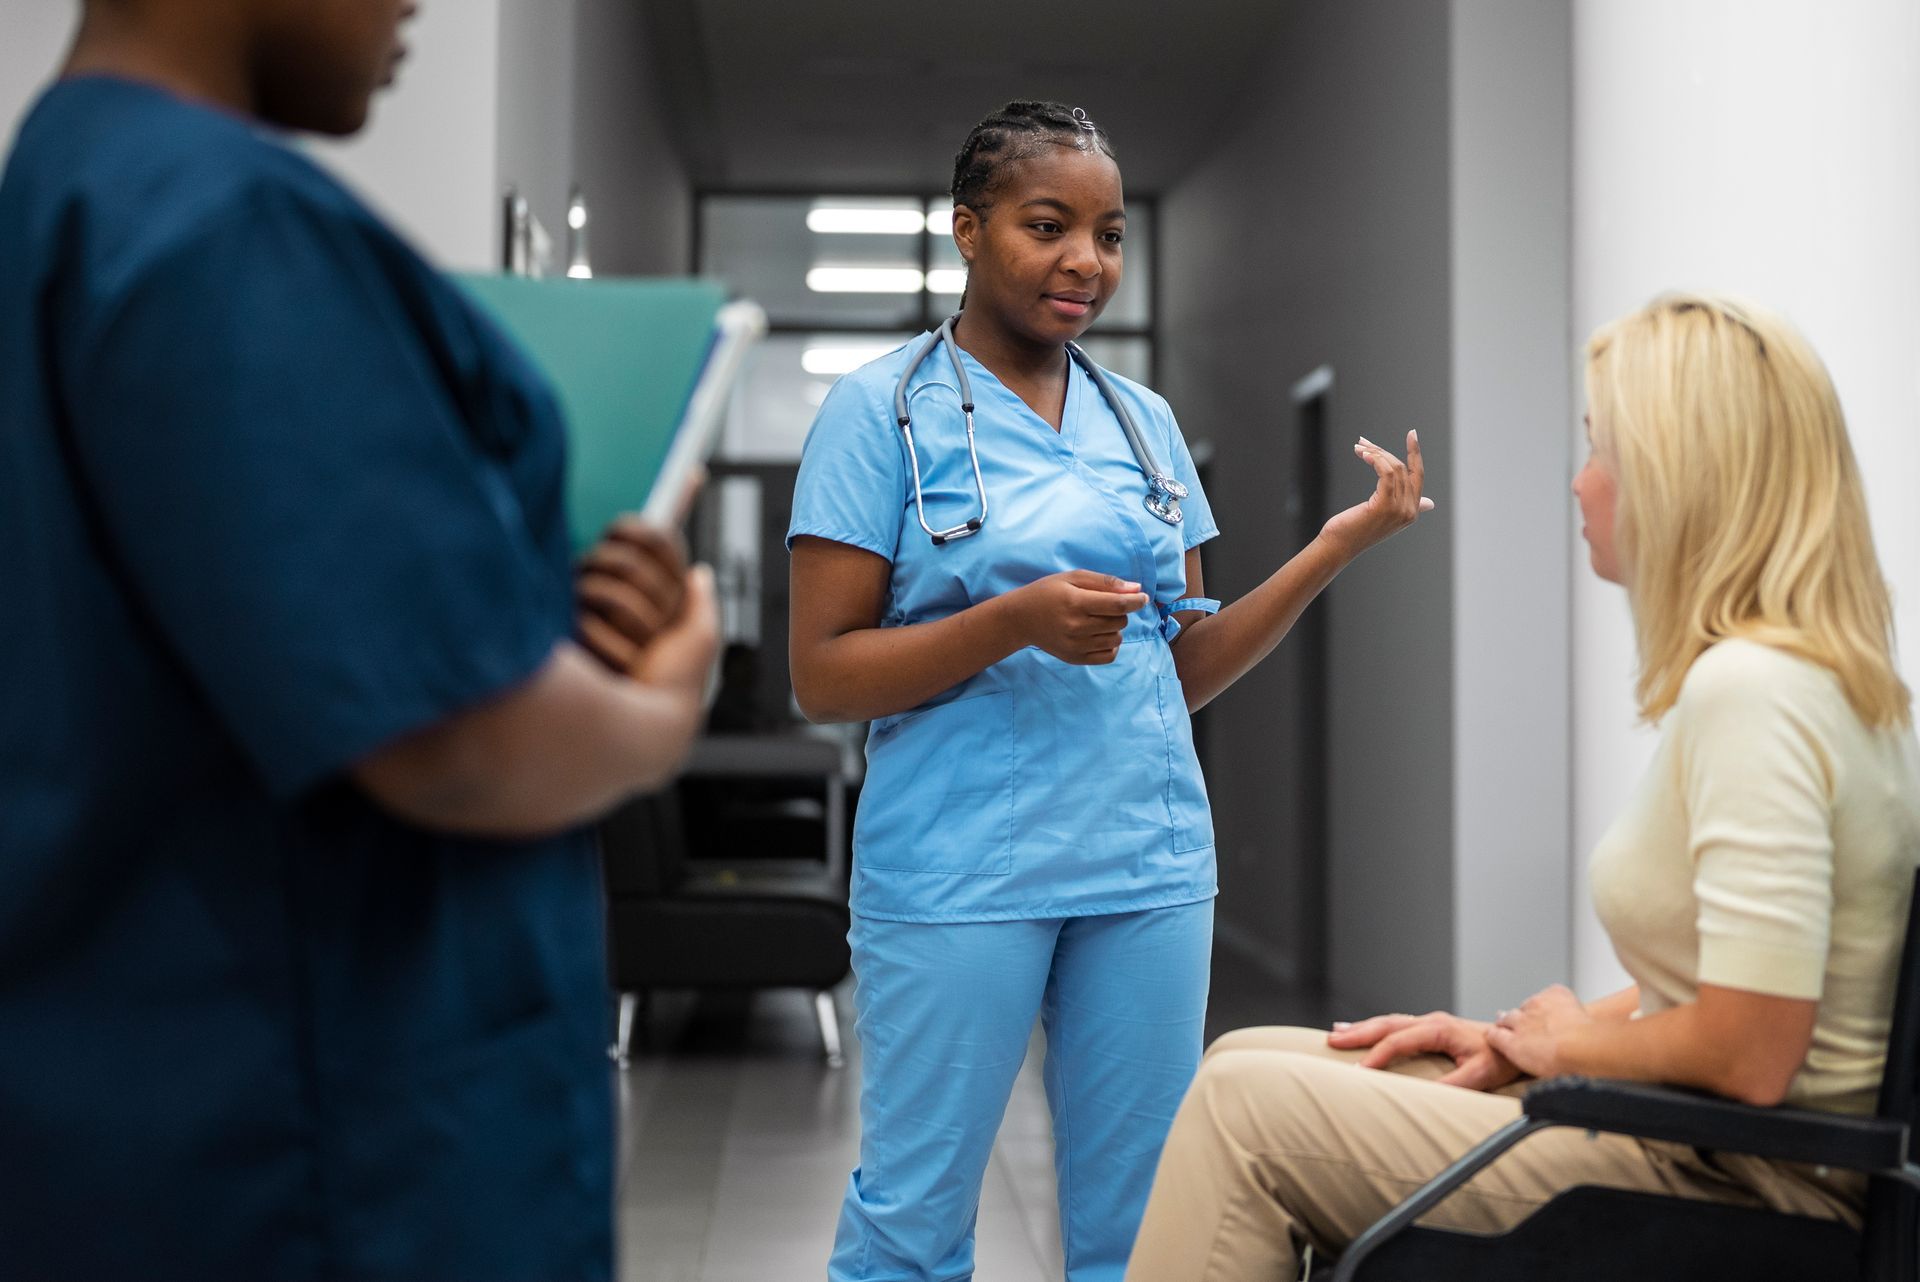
[{"x1": 1585, "y1": 291, "x2": 1909, "y2": 727}]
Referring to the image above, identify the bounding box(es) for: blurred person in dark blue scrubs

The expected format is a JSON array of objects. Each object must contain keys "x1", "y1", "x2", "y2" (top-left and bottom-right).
[{"x1": 0, "y1": 2, "x2": 721, "y2": 1278}]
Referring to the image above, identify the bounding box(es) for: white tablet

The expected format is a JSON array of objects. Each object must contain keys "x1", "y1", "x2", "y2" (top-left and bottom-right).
[{"x1": 640, "y1": 299, "x2": 768, "y2": 525}]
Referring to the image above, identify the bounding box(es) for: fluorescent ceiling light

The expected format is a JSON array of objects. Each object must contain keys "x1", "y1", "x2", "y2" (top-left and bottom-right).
[
  {"x1": 806, "y1": 266, "x2": 925, "y2": 293},
  {"x1": 926, "y1": 268, "x2": 967, "y2": 294},
  {"x1": 802, "y1": 344, "x2": 898, "y2": 376},
  {"x1": 807, "y1": 208, "x2": 925, "y2": 235},
  {"x1": 925, "y1": 207, "x2": 955, "y2": 236}
]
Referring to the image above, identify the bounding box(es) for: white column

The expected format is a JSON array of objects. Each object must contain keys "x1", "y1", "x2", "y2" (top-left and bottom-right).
[
  {"x1": 0, "y1": 3, "x2": 77, "y2": 154},
  {"x1": 1449, "y1": 0, "x2": 1575, "y2": 1017},
  {"x1": 1571, "y1": 0, "x2": 1920, "y2": 993}
]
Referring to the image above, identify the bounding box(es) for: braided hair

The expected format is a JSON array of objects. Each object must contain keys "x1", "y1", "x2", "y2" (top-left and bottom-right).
[{"x1": 949, "y1": 100, "x2": 1118, "y2": 216}]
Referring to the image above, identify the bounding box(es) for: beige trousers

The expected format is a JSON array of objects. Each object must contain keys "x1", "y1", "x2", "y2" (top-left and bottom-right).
[{"x1": 1123, "y1": 1026, "x2": 1862, "y2": 1281}]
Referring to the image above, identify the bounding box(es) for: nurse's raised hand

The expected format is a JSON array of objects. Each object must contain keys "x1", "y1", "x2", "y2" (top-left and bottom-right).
[
  {"x1": 1007, "y1": 570, "x2": 1152, "y2": 666},
  {"x1": 1317, "y1": 429, "x2": 1435, "y2": 563}
]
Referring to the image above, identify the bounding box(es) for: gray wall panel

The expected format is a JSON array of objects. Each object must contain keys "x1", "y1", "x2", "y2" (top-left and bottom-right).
[
  {"x1": 574, "y1": 0, "x2": 693, "y2": 277},
  {"x1": 1160, "y1": 0, "x2": 1456, "y2": 1015}
]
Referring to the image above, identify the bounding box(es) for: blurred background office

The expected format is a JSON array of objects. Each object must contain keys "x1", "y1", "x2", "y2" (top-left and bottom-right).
[{"x1": 4, "y1": 1, "x2": 1917, "y2": 1278}]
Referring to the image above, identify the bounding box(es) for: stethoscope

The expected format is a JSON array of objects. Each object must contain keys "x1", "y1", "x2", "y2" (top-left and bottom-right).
[{"x1": 893, "y1": 314, "x2": 1189, "y2": 545}]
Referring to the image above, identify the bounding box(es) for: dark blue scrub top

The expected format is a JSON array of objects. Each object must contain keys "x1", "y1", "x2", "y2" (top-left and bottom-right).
[{"x1": 0, "y1": 79, "x2": 611, "y2": 1281}]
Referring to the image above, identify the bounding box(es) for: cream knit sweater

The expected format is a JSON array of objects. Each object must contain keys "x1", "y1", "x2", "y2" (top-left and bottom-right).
[{"x1": 1590, "y1": 639, "x2": 1920, "y2": 1114}]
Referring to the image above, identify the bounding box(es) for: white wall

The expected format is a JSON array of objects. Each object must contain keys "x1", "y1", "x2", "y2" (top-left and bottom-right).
[
  {"x1": 1570, "y1": 0, "x2": 1920, "y2": 994},
  {"x1": 1450, "y1": 0, "x2": 1575, "y2": 1017},
  {"x1": 497, "y1": 0, "x2": 579, "y2": 256},
  {"x1": 319, "y1": 0, "x2": 676, "y2": 277},
  {"x1": 311, "y1": 0, "x2": 504, "y2": 271},
  {"x1": 0, "y1": 3, "x2": 77, "y2": 156},
  {"x1": 8, "y1": 2, "x2": 614, "y2": 276}
]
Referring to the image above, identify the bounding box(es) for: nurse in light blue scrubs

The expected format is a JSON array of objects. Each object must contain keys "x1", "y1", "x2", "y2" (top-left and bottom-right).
[{"x1": 788, "y1": 100, "x2": 1434, "y2": 1282}]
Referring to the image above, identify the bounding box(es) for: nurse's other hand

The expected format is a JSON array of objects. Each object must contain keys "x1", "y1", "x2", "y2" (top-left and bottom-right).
[
  {"x1": 1008, "y1": 570, "x2": 1151, "y2": 666},
  {"x1": 1329, "y1": 1010, "x2": 1523, "y2": 1092},
  {"x1": 1317, "y1": 429, "x2": 1435, "y2": 561},
  {"x1": 577, "y1": 518, "x2": 689, "y2": 664}
]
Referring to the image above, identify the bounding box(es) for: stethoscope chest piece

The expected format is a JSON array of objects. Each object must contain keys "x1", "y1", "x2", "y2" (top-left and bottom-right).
[{"x1": 1145, "y1": 474, "x2": 1188, "y2": 526}]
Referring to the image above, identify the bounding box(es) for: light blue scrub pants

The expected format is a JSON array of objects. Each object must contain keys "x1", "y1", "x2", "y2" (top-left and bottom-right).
[{"x1": 828, "y1": 900, "x2": 1214, "y2": 1282}]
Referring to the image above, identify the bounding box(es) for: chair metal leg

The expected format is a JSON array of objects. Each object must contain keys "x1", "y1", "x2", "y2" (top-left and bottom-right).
[
  {"x1": 815, "y1": 989, "x2": 846, "y2": 1069},
  {"x1": 1331, "y1": 1115, "x2": 1551, "y2": 1282},
  {"x1": 1886, "y1": 1161, "x2": 1920, "y2": 1194},
  {"x1": 610, "y1": 991, "x2": 641, "y2": 1068}
]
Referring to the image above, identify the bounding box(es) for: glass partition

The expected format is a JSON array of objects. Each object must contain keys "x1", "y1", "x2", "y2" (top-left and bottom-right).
[{"x1": 699, "y1": 192, "x2": 1155, "y2": 461}]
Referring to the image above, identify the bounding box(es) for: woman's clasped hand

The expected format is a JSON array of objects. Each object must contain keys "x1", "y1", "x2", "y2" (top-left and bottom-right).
[
  {"x1": 1327, "y1": 981, "x2": 1636, "y2": 1094},
  {"x1": 1487, "y1": 984, "x2": 1600, "y2": 1079},
  {"x1": 1328, "y1": 1008, "x2": 1522, "y2": 1092}
]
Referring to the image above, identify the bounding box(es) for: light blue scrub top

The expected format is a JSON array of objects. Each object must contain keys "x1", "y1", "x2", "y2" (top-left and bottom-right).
[{"x1": 789, "y1": 337, "x2": 1221, "y2": 923}]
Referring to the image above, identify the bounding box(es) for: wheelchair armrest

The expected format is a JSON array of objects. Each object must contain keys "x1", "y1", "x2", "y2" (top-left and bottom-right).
[{"x1": 1522, "y1": 1076, "x2": 1907, "y2": 1172}]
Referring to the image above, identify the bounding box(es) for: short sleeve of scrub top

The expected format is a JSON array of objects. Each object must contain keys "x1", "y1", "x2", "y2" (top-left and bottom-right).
[
  {"x1": 58, "y1": 181, "x2": 566, "y2": 798},
  {"x1": 1155, "y1": 390, "x2": 1220, "y2": 551},
  {"x1": 787, "y1": 372, "x2": 908, "y2": 563}
]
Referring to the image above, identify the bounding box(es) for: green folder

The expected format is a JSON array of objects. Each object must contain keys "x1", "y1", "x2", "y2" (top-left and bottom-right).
[{"x1": 456, "y1": 274, "x2": 728, "y2": 552}]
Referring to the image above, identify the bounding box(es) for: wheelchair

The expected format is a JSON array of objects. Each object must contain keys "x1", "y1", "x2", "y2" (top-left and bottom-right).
[{"x1": 1313, "y1": 868, "x2": 1920, "y2": 1282}]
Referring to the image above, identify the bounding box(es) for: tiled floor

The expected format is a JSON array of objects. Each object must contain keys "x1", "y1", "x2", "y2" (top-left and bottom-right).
[{"x1": 616, "y1": 946, "x2": 1328, "y2": 1281}]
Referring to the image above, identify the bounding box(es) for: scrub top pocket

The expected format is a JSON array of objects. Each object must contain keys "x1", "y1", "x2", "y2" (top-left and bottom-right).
[
  {"x1": 1158, "y1": 676, "x2": 1215, "y2": 857},
  {"x1": 858, "y1": 689, "x2": 1016, "y2": 876},
  {"x1": 1001, "y1": 647, "x2": 1198, "y2": 865}
]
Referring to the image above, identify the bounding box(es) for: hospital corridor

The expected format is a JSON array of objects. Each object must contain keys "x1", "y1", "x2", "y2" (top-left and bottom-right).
[{"x1": 4, "y1": 1, "x2": 1920, "y2": 1280}]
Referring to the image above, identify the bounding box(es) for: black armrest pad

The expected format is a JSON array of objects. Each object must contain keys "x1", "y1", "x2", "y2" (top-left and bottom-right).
[{"x1": 1522, "y1": 1076, "x2": 1906, "y2": 1172}]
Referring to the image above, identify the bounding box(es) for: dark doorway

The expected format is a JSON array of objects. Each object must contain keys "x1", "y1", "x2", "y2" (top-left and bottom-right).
[{"x1": 1289, "y1": 369, "x2": 1333, "y2": 992}]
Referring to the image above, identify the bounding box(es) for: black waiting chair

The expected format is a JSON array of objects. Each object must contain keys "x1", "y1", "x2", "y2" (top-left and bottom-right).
[
  {"x1": 598, "y1": 460, "x2": 861, "y2": 1070},
  {"x1": 598, "y1": 772, "x2": 853, "y2": 1069},
  {"x1": 1317, "y1": 867, "x2": 1920, "y2": 1282}
]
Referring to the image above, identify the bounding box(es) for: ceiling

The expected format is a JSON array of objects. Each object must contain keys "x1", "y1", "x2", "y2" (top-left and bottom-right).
[{"x1": 641, "y1": 0, "x2": 1291, "y2": 195}]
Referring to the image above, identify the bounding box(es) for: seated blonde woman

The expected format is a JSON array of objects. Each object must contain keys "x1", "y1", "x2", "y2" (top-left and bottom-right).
[{"x1": 1124, "y1": 292, "x2": 1920, "y2": 1281}]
